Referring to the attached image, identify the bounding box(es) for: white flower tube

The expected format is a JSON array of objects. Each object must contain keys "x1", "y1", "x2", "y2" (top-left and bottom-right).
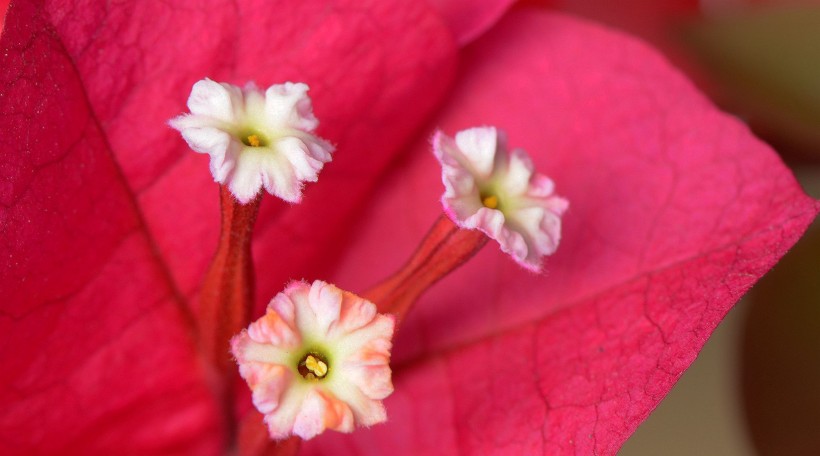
[
  {"x1": 232, "y1": 280, "x2": 395, "y2": 440},
  {"x1": 170, "y1": 79, "x2": 334, "y2": 203},
  {"x1": 433, "y1": 126, "x2": 568, "y2": 271}
]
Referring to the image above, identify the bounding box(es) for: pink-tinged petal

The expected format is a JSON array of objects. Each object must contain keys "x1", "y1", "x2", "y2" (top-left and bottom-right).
[
  {"x1": 426, "y1": 0, "x2": 519, "y2": 45},
  {"x1": 262, "y1": 384, "x2": 310, "y2": 441},
  {"x1": 271, "y1": 283, "x2": 301, "y2": 323},
  {"x1": 337, "y1": 290, "x2": 378, "y2": 334},
  {"x1": 293, "y1": 389, "x2": 355, "y2": 440},
  {"x1": 335, "y1": 314, "x2": 396, "y2": 363},
  {"x1": 338, "y1": 354, "x2": 395, "y2": 401},
  {"x1": 40, "y1": 0, "x2": 457, "y2": 305},
  {"x1": 352, "y1": 363, "x2": 394, "y2": 400},
  {"x1": 0, "y1": 2, "x2": 222, "y2": 454},
  {"x1": 328, "y1": 374, "x2": 390, "y2": 426},
  {"x1": 502, "y1": 148, "x2": 536, "y2": 195},
  {"x1": 463, "y1": 206, "x2": 506, "y2": 236},
  {"x1": 280, "y1": 280, "x2": 315, "y2": 331},
  {"x1": 310, "y1": 7, "x2": 818, "y2": 455},
  {"x1": 453, "y1": 126, "x2": 498, "y2": 177},
  {"x1": 307, "y1": 280, "x2": 344, "y2": 337},
  {"x1": 236, "y1": 362, "x2": 293, "y2": 415},
  {"x1": 528, "y1": 174, "x2": 556, "y2": 197},
  {"x1": 434, "y1": 126, "x2": 568, "y2": 271},
  {"x1": 236, "y1": 281, "x2": 394, "y2": 441},
  {"x1": 245, "y1": 302, "x2": 300, "y2": 348}
]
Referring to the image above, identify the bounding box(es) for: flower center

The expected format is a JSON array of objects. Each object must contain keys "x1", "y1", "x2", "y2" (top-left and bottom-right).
[
  {"x1": 479, "y1": 189, "x2": 500, "y2": 209},
  {"x1": 298, "y1": 352, "x2": 329, "y2": 380},
  {"x1": 240, "y1": 130, "x2": 269, "y2": 148}
]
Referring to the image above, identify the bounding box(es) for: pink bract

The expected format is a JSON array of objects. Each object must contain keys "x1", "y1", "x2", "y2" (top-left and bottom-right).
[{"x1": 0, "y1": 1, "x2": 816, "y2": 456}]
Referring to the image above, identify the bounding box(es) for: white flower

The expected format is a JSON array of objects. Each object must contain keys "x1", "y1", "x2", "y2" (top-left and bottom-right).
[
  {"x1": 169, "y1": 79, "x2": 334, "y2": 203},
  {"x1": 433, "y1": 126, "x2": 568, "y2": 271},
  {"x1": 232, "y1": 280, "x2": 395, "y2": 440}
]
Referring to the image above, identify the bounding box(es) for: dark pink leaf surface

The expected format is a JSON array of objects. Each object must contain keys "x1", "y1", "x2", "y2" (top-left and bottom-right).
[
  {"x1": 425, "y1": 0, "x2": 518, "y2": 45},
  {"x1": 2, "y1": 0, "x2": 456, "y2": 454},
  {"x1": 0, "y1": 2, "x2": 222, "y2": 454},
  {"x1": 1, "y1": 1, "x2": 9, "y2": 34},
  {"x1": 302, "y1": 8, "x2": 818, "y2": 455},
  {"x1": 2, "y1": 0, "x2": 817, "y2": 455},
  {"x1": 41, "y1": 0, "x2": 457, "y2": 308}
]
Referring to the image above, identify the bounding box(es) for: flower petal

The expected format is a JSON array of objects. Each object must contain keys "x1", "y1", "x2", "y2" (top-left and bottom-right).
[
  {"x1": 307, "y1": 280, "x2": 344, "y2": 337},
  {"x1": 426, "y1": 0, "x2": 518, "y2": 45},
  {"x1": 0, "y1": 3, "x2": 222, "y2": 453},
  {"x1": 264, "y1": 82, "x2": 319, "y2": 131},
  {"x1": 312, "y1": 7, "x2": 818, "y2": 455},
  {"x1": 434, "y1": 126, "x2": 567, "y2": 271},
  {"x1": 452, "y1": 126, "x2": 498, "y2": 178},
  {"x1": 43, "y1": 0, "x2": 457, "y2": 303},
  {"x1": 235, "y1": 281, "x2": 394, "y2": 440},
  {"x1": 245, "y1": 299, "x2": 300, "y2": 349},
  {"x1": 292, "y1": 388, "x2": 355, "y2": 440},
  {"x1": 238, "y1": 362, "x2": 293, "y2": 415},
  {"x1": 187, "y1": 78, "x2": 243, "y2": 122}
]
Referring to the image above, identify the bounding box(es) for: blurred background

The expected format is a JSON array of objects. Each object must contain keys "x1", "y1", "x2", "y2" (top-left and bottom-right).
[{"x1": 533, "y1": 0, "x2": 820, "y2": 454}]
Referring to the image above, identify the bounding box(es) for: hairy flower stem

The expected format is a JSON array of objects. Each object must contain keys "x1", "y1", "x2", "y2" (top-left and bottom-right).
[
  {"x1": 198, "y1": 186, "x2": 261, "y2": 448},
  {"x1": 364, "y1": 215, "x2": 488, "y2": 321},
  {"x1": 200, "y1": 186, "x2": 261, "y2": 373}
]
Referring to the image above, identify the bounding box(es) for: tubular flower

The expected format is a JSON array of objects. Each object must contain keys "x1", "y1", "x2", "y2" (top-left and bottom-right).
[
  {"x1": 169, "y1": 79, "x2": 334, "y2": 204},
  {"x1": 433, "y1": 126, "x2": 569, "y2": 271},
  {"x1": 231, "y1": 280, "x2": 395, "y2": 440}
]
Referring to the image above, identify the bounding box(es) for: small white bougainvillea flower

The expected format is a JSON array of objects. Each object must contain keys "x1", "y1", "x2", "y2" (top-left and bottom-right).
[
  {"x1": 232, "y1": 280, "x2": 395, "y2": 440},
  {"x1": 169, "y1": 79, "x2": 334, "y2": 204},
  {"x1": 433, "y1": 126, "x2": 569, "y2": 272}
]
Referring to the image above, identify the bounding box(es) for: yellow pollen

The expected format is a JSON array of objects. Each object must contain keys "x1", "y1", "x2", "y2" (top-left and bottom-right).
[
  {"x1": 305, "y1": 355, "x2": 328, "y2": 378},
  {"x1": 482, "y1": 195, "x2": 499, "y2": 209},
  {"x1": 246, "y1": 134, "x2": 261, "y2": 147}
]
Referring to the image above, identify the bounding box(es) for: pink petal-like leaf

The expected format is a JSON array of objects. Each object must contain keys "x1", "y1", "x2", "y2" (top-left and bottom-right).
[
  {"x1": 425, "y1": 0, "x2": 518, "y2": 45},
  {"x1": 1, "y1": 0, "x2": 9, "y2": 34},
  {"x1": 0, "y1": 2, "x2": 222, "y2": 454},
  {"x1": 40, "y1": 0, "x2": 458, "y2": 309},
  {"x1": 304, "y1": 8, "x2": 818, "y2": 455},
  {"x1": 3, "y1": 0, "x2": 456, "y2": 453},
  {"x1": 4, "y1": 0, "x2": 816, "y2": 453}
]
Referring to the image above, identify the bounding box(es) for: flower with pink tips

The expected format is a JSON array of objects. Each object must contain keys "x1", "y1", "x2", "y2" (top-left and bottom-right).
[
  {"x1": 433, "y1": 126, "x2": 569, "y2": 271},
  {"x1": 231, "y1": 280, "x2": 395, "y2": 440}
]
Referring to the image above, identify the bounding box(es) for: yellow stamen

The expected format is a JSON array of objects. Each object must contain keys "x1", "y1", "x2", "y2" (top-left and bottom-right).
[
  {"x1": 305, "y1": 354, "x2": 328, "y2": 378},
  {"x1": 482, "y1": 195, "x2": 499, "y2": 209},
  {"x1": 246, "y1": 134, "x2": 261, "y2": 147}
]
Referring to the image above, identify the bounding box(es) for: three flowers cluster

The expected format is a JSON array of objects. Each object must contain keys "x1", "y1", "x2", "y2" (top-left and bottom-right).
[{"x1": 170, "y1": 79, "x2": 567, "y2": 440}]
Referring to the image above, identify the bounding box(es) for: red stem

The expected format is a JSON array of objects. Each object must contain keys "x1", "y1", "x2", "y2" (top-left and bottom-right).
[
  {"x1": 364, "y1": 215, "x2": 487, "y2": 321},
  {"x1": 199, "y1": 186, "x2": 261, "y2": 374},
  {"x1": 197, "y1": 186, "x2": 261, "y2": 451}
]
